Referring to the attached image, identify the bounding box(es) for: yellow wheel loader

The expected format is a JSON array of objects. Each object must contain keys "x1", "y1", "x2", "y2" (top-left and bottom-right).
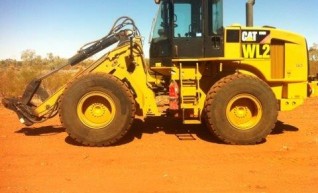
[{"x1": 2, "y1": 0, "x2": 317, "y2": 146}]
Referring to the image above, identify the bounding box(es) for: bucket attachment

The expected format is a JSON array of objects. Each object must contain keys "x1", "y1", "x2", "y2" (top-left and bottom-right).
[{"x1": 2, "y1": 97, "x2": 38, "y2": 126}]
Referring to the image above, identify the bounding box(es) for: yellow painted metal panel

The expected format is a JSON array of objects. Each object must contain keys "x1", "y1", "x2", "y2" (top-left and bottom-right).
[{"x1": 279, "y1": 98, "x2": 304, "y2": 111}]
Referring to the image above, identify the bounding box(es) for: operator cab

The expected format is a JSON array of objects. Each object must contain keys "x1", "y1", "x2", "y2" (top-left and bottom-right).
[{"x1": 150, "y1": 0, "x2": 224, "y2": 67}]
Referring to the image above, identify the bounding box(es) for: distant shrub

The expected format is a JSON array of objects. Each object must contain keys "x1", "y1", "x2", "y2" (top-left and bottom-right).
[
  {"x1": 0, "y1": 66, "x2": 40, "y2": 98},
  {"x1": 42, "y1": 69, "x2": 77, "y2": 95},
  {"x1": 309, "y1": 61, "x2": 318, "y2": 77},
  {"x1": 0, "y1": 50, "x2": 92, "y2": 98}
]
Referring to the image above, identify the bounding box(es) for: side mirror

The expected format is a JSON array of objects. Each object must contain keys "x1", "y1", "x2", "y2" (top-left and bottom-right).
[{"x1": 154, "y1": 0, "x2": 161, "y2": 4}]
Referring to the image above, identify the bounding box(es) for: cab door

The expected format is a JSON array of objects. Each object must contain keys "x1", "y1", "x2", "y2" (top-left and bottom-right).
[{"x1": 173, "y1": 0, "x2": 203, "y2": 58}]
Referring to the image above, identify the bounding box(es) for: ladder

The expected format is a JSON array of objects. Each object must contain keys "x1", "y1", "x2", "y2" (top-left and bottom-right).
[{"x1": 179, "y1": 63, "x2": 202, "y2": 124}]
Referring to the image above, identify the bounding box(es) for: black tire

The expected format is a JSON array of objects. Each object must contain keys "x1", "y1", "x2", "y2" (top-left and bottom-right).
[
  {"x1": 59, "y1": 73, "x2": 135, "y2": 146},
  {"x1": 204, "y1": 74, "x2": 278, "y2": 145}
]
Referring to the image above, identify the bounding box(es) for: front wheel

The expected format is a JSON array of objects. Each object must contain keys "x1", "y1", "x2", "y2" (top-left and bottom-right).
[
  {"x1": 59, "y1": 73, "x2": 135, "y2": 146},
  {"x1": 204, "y1": 74, "x2": 278, "y2": 145}
]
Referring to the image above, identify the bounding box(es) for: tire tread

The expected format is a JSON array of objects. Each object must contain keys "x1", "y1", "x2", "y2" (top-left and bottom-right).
[{"x1": 204, "y1": 73, "x2": 278, "y2": 145}]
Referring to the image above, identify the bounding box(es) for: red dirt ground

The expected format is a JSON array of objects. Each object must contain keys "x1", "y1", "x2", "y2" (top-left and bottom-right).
[{"x1": 0, "y1": 98, "x2": 317, "y2": 193}]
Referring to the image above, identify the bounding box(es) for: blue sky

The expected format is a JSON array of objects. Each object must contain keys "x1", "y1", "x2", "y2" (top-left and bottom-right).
[{"x1": 0, "y1": 0, "x2": 317, "y2": 60}]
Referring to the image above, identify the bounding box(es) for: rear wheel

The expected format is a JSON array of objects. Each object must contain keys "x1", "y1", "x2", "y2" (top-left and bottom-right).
[
  {"x1": 204, "y1": 74, "x2": 278, "y2": 145},
  {"x1": 59, "y1": 73, "x2": 135, "y2": 146}
]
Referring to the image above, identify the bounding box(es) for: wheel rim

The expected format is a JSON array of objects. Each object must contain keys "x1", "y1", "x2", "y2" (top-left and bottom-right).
[
  {"x1": 226, "y1": 94, "x2": 262, "y2": 130},
  {"x1": 77, "y1": 91, "x2": 116, "y2": 129}
]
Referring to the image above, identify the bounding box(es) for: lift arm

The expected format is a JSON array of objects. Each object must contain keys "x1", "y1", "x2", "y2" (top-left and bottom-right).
[{"x1": 2, "y1": 16, "x2": 139, "y2": 126}]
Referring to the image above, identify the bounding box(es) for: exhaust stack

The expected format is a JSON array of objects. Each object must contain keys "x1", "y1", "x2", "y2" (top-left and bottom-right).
[{"x1": 246, "y1": 0, "x2": 255, "y2": 27}]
